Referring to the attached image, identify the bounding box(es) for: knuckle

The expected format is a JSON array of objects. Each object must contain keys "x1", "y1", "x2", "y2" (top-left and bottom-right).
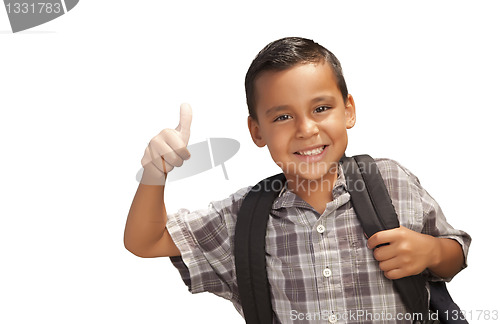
[
  {"x1": 160, "y1": 128, "x2": 179, "y2": 141},
  {"x1": 401, "y1": 243, "x2": 412, "y2": 254},
  {"x1": 163, "y1": 153, "x2": 182, "y2": 167},
  {"x1": 148, "y1": 140, "x2": 161, "y2": 155},
  {"x1": 150, "y1": 134, "x2": 162, "y2": 145},
  {"x1": 387, "y1": 271, "x2": 401, "y2": 280},
  {"x1": 160, "y1": 128, "x2": 174, "y2": 137}
]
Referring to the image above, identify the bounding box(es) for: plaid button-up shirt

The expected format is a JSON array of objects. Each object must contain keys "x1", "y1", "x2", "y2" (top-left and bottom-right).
[{"x1": 167, "y1": 158, "x2": 471, "y2": 323}]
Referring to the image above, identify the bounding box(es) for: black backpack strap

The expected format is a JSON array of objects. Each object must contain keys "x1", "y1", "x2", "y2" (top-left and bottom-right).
[
  {"x1": 341, "y1": 155, "x2": 429, "y2": 321},
  {"x1": 429, "y1": 281, "x2": 468, "y2": 324},
  {"x1": 235, "y1": 173, "x2": 286, "y2": 324}
]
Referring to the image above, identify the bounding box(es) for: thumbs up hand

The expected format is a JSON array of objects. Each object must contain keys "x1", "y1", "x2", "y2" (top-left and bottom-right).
[{"x1": 140, "y1": 103, "x2": 193, "y2": 185}]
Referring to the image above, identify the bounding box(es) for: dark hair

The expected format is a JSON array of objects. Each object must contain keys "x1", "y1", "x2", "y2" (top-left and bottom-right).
[{"x1": 245, "y1": 37, "x2": 349, "y2": 120}]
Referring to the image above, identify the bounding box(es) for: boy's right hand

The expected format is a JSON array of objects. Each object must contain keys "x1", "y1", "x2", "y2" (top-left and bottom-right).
[{"x1": 140, "y1": 103, "x2": 192, "y2": 185}]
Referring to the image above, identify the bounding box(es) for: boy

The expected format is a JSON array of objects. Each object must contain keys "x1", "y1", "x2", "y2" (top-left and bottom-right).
[{"x1": 124, "y1": 37, "x2": 470, "y2": 323}]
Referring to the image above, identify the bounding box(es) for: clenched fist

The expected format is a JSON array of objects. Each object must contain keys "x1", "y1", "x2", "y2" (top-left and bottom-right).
[{"x1": 140, "y1": 103, "x2": 192, "y2": 185}]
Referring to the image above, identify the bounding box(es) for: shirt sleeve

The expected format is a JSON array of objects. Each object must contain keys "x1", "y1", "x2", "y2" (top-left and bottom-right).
[
  {"x1": 415, "y1": 178, "x2": 471, "y2": 281},
  {"x1": 166, "y1": 186, "x2": 251, "y2": 301},
  {"x1": 383, "y1": 159, "x2": 472, "y2": 282}
]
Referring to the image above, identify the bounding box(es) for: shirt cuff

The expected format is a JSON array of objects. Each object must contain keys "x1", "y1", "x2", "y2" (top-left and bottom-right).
[{"x1": 166, "y1": 208, "x2": 206, "y2": 294}]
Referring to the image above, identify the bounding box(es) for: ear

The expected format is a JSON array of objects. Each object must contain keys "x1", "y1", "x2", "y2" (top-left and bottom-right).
[
  {"x1": 248, "y1": 116, "x2": 266, "y2": 147},
  {"x1": 345, "y1": 94, "x2": 356, "y2": 129}
]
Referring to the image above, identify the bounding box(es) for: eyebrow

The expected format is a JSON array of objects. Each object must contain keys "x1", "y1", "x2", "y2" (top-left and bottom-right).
[
  {"x1": 311, "y1": 95, "x2": 337, "y2": 105},
  {"x1": 264, "y1": 95, "x2": 338, "y2": 116},
  {"x1": 265, "y1": 105, "x2": 290, "y2": 117}
]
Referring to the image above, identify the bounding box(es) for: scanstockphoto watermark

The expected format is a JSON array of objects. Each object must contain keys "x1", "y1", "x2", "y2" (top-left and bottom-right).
[
  {"x1": 249, "y1": 160, "x2": 378, "y2": 195},
  {"x1": 290, "y1": 309, "x2": 426, "y2": 322}
]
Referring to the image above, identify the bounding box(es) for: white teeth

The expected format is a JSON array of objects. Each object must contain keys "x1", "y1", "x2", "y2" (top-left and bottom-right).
[{"x1": 296, "y1": 146, "x2": 325, "y2": 156}]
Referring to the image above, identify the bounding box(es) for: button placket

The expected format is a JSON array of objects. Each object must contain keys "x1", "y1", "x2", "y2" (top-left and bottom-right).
[{"x1": 314, "y1": 213, "x2": 338, "y2": 322}]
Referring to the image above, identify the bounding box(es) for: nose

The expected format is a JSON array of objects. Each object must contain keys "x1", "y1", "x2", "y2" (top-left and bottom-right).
[{"x1": 295, "y1": 116, "x2": 319, "y2": 139}]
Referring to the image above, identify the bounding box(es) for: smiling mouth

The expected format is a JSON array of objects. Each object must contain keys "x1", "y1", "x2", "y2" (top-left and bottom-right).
[{"x1": 294, "y1": 145, "x2": 328, "y2": 156}]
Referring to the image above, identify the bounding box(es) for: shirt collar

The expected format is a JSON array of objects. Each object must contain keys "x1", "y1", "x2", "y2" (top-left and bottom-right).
[{"x1": 272, "y1": 164, "x2": 348, "y2": 210}]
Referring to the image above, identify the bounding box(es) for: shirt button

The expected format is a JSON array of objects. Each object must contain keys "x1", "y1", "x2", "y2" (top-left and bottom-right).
[
  {"x1": 328, "y1": 313, "x2": 337, "y2": 323},
  {"x1": 323, "y1": 268, "x2": 332, "y2": 278},
  {"x1": 316, "y1": 224, "x2": 326, "y2": 234}
]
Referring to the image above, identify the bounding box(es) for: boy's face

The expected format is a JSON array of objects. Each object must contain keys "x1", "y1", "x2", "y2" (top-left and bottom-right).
[{"x1": 248, "y1": 62, "x2": 356, "y2": 185}]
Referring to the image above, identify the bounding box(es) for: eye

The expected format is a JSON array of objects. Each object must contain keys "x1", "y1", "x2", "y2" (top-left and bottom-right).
[
  {"x1": 273, "y1": 114, "x2": 292, "y2": 122},
  {"x1": 314, "y1": 105, "x2": 331, "y2": 113}
]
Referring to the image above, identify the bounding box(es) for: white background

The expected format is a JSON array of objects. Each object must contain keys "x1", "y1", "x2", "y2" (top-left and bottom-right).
[{"x1": 1, "y1": 1, "x2": 499, "y2": 323}]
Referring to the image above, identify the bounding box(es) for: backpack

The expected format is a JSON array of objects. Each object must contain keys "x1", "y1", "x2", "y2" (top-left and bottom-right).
[{"x1": 234, "y1": 155, "x2": 467, "y2": 324}]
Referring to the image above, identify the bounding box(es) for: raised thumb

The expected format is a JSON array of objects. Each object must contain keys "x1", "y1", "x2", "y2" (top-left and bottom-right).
[{"x1": 176, "y1": 103, "x2": 192, "y2": 143}]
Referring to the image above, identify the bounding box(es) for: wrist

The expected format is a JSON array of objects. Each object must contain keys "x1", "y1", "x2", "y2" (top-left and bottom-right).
[
  {"x1": 141, "y1": 167, "x2": 167, "y2": 186},
  {"x1": 427, "y1": 235, "x2": 442, "y2": 271}
]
